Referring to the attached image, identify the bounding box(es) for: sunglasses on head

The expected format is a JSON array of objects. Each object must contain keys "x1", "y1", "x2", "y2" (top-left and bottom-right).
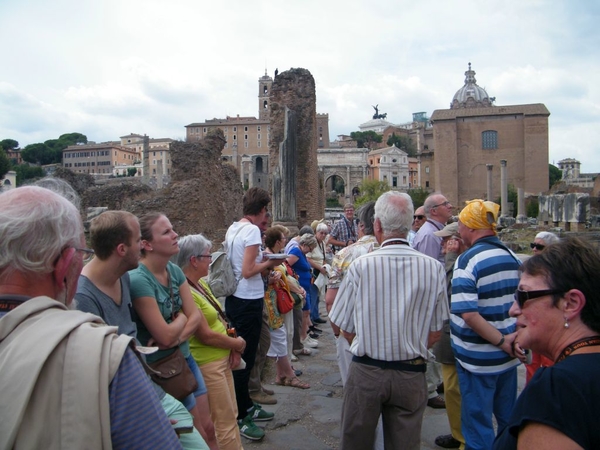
[
  {"x1": 514, "y1": 289, "x2": 563, "y2": 308},
  {"x1": 530, "y1": 243, "x2": 545, "y2": 251},
  {"x1": 413, "y1": 215, "x2": 425, "y2": 220}
]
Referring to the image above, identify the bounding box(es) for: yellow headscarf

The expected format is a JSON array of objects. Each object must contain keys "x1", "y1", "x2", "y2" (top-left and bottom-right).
[{"x1": 458, "y1": 199, "x2": 500, "y2": 233}]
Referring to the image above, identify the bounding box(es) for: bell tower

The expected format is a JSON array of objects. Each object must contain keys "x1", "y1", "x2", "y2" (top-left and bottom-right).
[{"x1": 258, "y1": 69, "x2": 273, "y2": 120}]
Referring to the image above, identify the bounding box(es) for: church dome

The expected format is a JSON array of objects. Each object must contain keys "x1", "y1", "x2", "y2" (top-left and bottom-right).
[{"x1": 451, "y1": 63, "x2": 493, "y2": 109}]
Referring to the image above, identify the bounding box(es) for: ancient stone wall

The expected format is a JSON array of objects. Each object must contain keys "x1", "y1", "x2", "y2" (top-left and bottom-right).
[
  {"x1": 123, "y1": 131, "x2": 244, "y2": 244},
  {"x1": 269, "y1": 68, "x2": 324, "y2": 227}
]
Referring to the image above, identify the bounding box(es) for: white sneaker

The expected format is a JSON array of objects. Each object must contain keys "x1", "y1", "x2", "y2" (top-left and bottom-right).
[
  {"x1": 302, "y1": 336, "x2": 319, "y2": 348},
  {"x1": 290, "y1": 354, "x2": 299, "y2": 362}
]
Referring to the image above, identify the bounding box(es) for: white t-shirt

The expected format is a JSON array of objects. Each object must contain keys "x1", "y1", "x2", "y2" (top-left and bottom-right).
[{"x1": 225, "y1": 221, "x2": 264, "y2": 299}]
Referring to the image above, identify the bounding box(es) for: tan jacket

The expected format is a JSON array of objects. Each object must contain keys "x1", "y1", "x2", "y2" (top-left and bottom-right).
[{"x1": 0, "y1": 296, "x2": 132, "y2": 450}]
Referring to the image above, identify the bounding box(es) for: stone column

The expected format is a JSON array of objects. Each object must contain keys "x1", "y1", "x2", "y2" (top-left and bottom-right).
[
  {"x1": 500, "y1": 160, "x2": 508, "y2": 216},
  {"x1": 516, "y1": 187, "x2": 527, "y2": 224},
  {"x1": 486, "y1": 164, "x2": 493, "y2": 201}
]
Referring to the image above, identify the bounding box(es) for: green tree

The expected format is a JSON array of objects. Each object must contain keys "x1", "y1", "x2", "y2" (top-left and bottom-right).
[
  {"x1": 386, "y1": 133, "x2": 417, "y2": 157},
  {"x1": 0, "y1": 149, "x2": 10, "y2": 179},
  {"x1": 0, "y1": 139, "x2": 19, "y2": 151},
  {"x1": 354, "y1": 179, "x2": 390, "y2": 207},
  {"x1": 526, "y1": 198, "x2": 539, "y2": 218},
  {"x1": 127, "y1": 167, "x2": 137, "y2": 177},
  {"x1": 21, "y1": 143, "x2": 54, "y2": 165},
  {"x1": 350, "y1": 131, "x2": 382, "y2": 149},
  {"x1": 549, "y1": 164, "x2": 562, "y2": 187},
  {"x1": 407, "y1": 187, "x2": 429, "y2": 209},
  {"x1": 14, "y1": 164, "x2": 44, "y2": 185}
]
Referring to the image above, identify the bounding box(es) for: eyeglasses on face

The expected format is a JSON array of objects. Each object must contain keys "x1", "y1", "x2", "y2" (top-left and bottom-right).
[
  {"x1": 413, "y1": 215, "x2": 425, "y2": 220},
  {"x1": 195, "y1": 255, "x2": 212, "y2": 260},
  {"x1": 74, "y1": 247, "x2": 95, "y2": 262},
  {"x1": 514, "y1": 289, "x2": 563, "y2": 308},
  {"x1": 530, "y1": 242, "x2": 545, "y2": 251},
  {"x1": 432, "y1": 201, "x2": 451, "y2": 208}
]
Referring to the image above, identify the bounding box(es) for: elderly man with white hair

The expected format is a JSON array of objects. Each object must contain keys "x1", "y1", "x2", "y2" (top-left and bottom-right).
[
  {"x1": 330, "y1": 191, "x2": 447, "y2": 450},
  {"x1": 0, "y1": 186, "x2": 182, "y2": 449}
]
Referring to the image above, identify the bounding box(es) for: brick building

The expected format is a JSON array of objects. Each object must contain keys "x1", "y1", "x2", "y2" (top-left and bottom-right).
[{"x1": 431, "y1": 63, "x2": 550, "y2": 206}]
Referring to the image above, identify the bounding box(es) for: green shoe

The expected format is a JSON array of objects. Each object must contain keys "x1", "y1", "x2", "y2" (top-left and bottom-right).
[
  {"x1": 248, "y1": 402, "x2": 275, "y2": 422},
  {"x1": 238, "y1": 416, "x2": 265, "y2": 441}
]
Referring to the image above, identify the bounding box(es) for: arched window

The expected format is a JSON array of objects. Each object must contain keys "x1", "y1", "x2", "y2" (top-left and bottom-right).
[
  {"x1": 482, "y1": 130, "x2": 498, "y2": 149},
  {"x1": 256, "y1": 157, "x2": 263, "y2": 173}
]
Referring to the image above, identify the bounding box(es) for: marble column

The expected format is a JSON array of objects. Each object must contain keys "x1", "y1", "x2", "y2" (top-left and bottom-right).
[
  {"x1": 486, "y1": 164, "x2": 493, "y2": 201},
  {"x1": 500, "y1": 160, "x2": 508, "y2": 216}
]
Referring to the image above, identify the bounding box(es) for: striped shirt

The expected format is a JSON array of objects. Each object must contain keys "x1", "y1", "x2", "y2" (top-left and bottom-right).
[
  {"x1": 330, "y1": 239, "x2": 448, "y2": 362},
  {"x1": 450, "y1": 236, "x2": 520, "y2": 374}
]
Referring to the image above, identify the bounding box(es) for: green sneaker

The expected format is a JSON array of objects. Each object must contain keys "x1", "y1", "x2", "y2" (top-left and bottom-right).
[
  {"x1": 248, "y1": 402, "x2": 275, "y2": 422},
  {"x1": 238, "y1": 416, "x2": 265, "y2": 441}
]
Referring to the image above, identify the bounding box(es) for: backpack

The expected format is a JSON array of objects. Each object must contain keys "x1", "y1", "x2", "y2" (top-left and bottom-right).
[{"x1": 208, "y1": 223, "x2": 250, "y2": 298}]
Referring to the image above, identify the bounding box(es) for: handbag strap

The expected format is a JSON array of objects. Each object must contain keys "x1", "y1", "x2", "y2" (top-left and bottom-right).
[
  {"x1": 167, "y1": 266, "x2": 175, "y2": 321},
  {"x1": 187, "y1": 278, "x2": 228, "y2": 324}
]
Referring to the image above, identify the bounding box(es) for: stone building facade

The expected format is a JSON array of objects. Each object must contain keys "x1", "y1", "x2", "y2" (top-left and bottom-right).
[
  {"x1": 368, "y1": 145, "x2": 410, "y2": 189},
  {"x1": 431, "y1": 63, "x2": 550, "y2": 206}
]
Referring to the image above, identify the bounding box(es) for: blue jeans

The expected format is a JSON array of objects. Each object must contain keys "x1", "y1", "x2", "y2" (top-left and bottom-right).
[
  {"x1": 181, "y1": 354, "x2": 208, "y2": 411},
  {"x1": 310, "y1": 284, "x2": 320, "y2": 321},
  {"x1": 456, "y1": 363, "x2": 517, "y2": 450}
]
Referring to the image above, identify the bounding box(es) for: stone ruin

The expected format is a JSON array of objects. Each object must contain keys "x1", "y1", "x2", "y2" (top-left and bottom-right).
[
  {"x1": 269, "y1": 68, "x2": 324, "y2": 230},
  {"x1": 539, "y1": 193, "x2": 591, "y2": 231}
]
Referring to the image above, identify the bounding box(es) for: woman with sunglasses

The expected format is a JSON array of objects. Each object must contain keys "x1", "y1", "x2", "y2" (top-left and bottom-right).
[
  {"x1": 530, "y1": 231, "x2": 560, "y2": 255},
  {"x1": 494, "y1": 237, "x2": 600, "y2": 450},
  {"x1": 129, "y1": 212, "x2": 217, "y2": 449}
]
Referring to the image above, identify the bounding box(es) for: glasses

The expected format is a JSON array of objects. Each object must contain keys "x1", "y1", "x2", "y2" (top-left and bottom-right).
[
  {"x1": 432, "y1": 201, "x2": 451, "y2": 208},
  {"x1": 530, "y1": 243, "x2": 545, "y2": 251},
  {"x1": 196, "y1": 255, "x2": 212, "y2": 259},
  {"x1": 74, "y1": 247, "x2": 95, "y2": 262},
  {"x1": 413, "y1": 215, "x2": 425, "y2": 220},
  {"x1": 514, "y1": 289, "x2": 563, "y2": 308}
]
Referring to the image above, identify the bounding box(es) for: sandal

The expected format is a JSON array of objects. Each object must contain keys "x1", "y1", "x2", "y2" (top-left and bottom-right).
[{"x1": 284, "y1": 376, "x2": 310, "y2": 389}]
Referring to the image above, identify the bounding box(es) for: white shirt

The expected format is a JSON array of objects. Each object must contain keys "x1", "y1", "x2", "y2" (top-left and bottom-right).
[
  {"x1": 330, "y1": 239, "x2": 448, "y2": 362},
  {"x1": 225, "y1": 221, "x2": 264, "y2": 299}
]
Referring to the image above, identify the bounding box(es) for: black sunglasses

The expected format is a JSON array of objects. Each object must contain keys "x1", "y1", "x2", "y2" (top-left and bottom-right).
[
  {"x1": 530, "y1": 242, "x2": 545, "y2": 251},
  {"x1": 514, "y1": 289, "x2": 563, "y2": 308},
  {"x1": 413, "y1": 215, "x2": 425, "y2": 220}
]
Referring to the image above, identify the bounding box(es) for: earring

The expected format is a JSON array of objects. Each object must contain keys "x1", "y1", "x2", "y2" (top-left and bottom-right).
[{"x1": 564, "y1": 317, "x2": 570, "y2": 329}]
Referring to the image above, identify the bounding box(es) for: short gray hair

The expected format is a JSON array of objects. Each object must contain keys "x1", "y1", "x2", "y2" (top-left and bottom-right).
[
  {"x1": 0, "y1": 186, "x2": 83, "y2": 281},
  {"x1": 299, "y1": 233, "x2": 318, "y2": 249},
  {"x1": 374, "y1": 191, "x2": 413, "y2": 236},
  {"x1": 174, "y1": 234, "x2": 212, "y2": 269},
  {"x1": 316, "y1": 223, "x2": 328, "y2": 233},
  {"x1": 535, "y1": 231, "x2": 560, "y2": 246},
  {"x1": 299, "y1": 225, "x2": 314, "y2": 236}
]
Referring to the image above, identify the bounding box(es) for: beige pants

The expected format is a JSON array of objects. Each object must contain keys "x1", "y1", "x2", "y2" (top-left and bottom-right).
[{"x1": 199, "y1": 357, "x2": 243, "y2": 450}]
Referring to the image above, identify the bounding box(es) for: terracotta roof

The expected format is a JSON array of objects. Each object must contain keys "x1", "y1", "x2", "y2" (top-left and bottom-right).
[{"x1": 431, "y1": 103, "x2": 550, "y2": 121}]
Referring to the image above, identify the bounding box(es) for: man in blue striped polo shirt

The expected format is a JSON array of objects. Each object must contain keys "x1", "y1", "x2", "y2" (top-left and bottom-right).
[{"x1": 451, "y1": 199, "x2": 524, "y2": 450}]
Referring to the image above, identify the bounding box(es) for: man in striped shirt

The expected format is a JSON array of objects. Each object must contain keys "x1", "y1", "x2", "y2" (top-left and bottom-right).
[
  {"x1": 330, "y1": 191, "x2": 448, "y2": 450},
  {"x1": 451, "y1": 199, "x2": 523, "y2": 450}
]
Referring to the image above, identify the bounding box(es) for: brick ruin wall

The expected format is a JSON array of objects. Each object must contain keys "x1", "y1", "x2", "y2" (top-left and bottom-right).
[{"x1": 269, "y1": 68, "x2": 324, "y2": 227}]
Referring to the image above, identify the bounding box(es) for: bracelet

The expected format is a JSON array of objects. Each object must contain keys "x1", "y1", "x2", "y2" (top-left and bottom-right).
[{"x1": 495, "y1": 335, "x2": 505, "y2": 347}]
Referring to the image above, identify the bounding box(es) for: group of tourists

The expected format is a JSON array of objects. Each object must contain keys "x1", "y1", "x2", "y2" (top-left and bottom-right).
[{"x1": 1, "y1": 179, "x2": 599, "y2": 450}]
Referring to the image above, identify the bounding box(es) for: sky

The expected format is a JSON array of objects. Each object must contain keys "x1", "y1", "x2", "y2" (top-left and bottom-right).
[{"x1": 1, "y1": 0, "x2": 599, "y2": 172}]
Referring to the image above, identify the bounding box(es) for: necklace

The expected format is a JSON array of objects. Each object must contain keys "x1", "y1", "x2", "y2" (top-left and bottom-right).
[
  {"x1": 243, "y1": 216, "x2": 254, "y2": 224},
  {"x1": 555, "y1": 335, "x2": 600, "y2": 363}
]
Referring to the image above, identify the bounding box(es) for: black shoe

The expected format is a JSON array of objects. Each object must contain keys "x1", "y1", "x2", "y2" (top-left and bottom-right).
[
  {"x1": 427, "y1": 395, "x2": 446, "y2": 409},
  {"x1": 308, "y1": 325, "x2": 323, "y2": 334},
  {"x1": 309, "y1": 333, "x2": 320, "y2": 339},
  {"x1": 437, "y1": 382, "x2": 445, "y2": 394},
  {"x1": 435, "y1": 434, "x2": 460, "y2": 449},
  {"x1": 313, "y1": 318, "x2": 327, "y2": 324}
]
